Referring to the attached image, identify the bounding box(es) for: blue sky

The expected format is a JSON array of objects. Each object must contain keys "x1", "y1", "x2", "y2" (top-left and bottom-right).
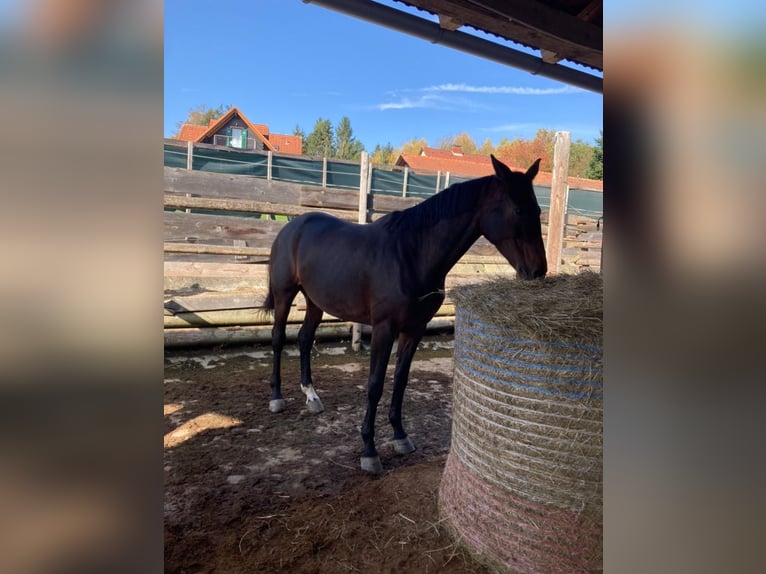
[{"x1": 164, "y1": 0, "x2": 603, "y2": 150}]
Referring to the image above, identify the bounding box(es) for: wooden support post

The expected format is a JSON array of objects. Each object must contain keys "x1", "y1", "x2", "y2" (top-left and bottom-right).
[
  {"x1": 402, "y1": 166, "x2": 409, "y2": 198},
  {"x1": 266, "y1": 151, "x2": 273, "y2": 181},
  {"x1": 436, "y1": 170, "x2": 441, "y2": 193},
  {"x1": 546, "y1": 131, "x2": 571, "y2": 274},
  {"x1": 352, "y1": 151, "x2": 371, "y2": 352},
  {"x1": 185, "y1": 141, "x2": 193, "y2": 212},
  {"x1": 322, "y1": 157, "x2": 328, "y2": 188},
  {"x1": 444, "y1": 172, "x2": 451, "y2": 189}
]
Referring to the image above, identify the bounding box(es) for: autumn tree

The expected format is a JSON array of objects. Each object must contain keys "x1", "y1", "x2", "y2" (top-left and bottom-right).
[
  {"x1": 303, "y1": 118, "x2": 335, "y2": 157},
  {"x1": 173, "y1": 103, "x2": 230, "y2": 136},
  {"x1": 335, "y1": 116, "x2": 365, "y2": 161},
  {"x1": 371, "y1": 143, "x2": 398, "y2": 165},
  {"x1": 399, "y1": 137, "x2": 428, "y2": 155},
  {"x1": 438, "y1": 132, "x2": 478, "y2": 154},
  {"x1": 586, "y1": 131, "x2": 603, "y2": 180},
  {"x1": 478, "y1": 138, "x2": 495, "y2": 156}
]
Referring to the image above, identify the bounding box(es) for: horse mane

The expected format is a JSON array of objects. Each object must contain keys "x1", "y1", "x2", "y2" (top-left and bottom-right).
[{"x1": 377, "y1": 175, "x2": 493, "y2": 233}]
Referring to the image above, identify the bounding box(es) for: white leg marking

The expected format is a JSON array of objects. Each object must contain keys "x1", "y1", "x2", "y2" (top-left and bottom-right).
[{"x1": 301, "y1": 384, "x2": 325, "y2": 414}]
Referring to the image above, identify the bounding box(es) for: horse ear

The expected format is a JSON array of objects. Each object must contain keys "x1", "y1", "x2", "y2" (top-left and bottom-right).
[
  {"x1": 526, "y1": 158, "x2": 541, "y2": 181},
  {"x1": 491, "y1": 155, "x2": 513, "y2": 181}
]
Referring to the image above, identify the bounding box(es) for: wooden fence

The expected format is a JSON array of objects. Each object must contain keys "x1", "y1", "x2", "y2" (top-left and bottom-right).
[{"x1": 164, "y1": 161, "x2": 601, "y2": 348}]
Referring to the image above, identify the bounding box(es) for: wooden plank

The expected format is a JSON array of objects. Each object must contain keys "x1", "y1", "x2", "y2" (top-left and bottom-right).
[
  {"x1": 165, "y1": 291, "x2": 265, "y2": 313},
  {"x1": 164, "y1": 211, "x2": 283, "y2": 246},
  {"x1": 164, "y1": 260, "x2": 268, "y2": 292},
  {"x1": 164, "y1": 167, "x2": 301, "y2": 203},
  {"x1": 164, "y1": 242, "x2": 272, "y2": 257},
  {"x1": 164, "y1": 323, "x2": 353, "y2": 348},
  {"x1": 164, "y1": 194, "x2": 309, "y2": 217},
  {"x1": 371, "y1": 194, "x2": 422, "y2": 214},
  {"x1": 299, "y1": 187, "x2": 359, "y2": 212},
  {"x1": 164, "y1": 308, "x2": 343, "y2": 328}
]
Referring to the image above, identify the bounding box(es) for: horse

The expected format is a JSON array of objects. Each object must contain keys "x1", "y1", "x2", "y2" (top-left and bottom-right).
[{"x1": 263, "y1": 155, "x2": 546, "y2": 473}]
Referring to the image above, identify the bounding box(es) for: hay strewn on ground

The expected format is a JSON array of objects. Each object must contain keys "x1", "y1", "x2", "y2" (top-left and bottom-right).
[{"x1": 450, "y1": 271, "x2": 602, "y2": 345}]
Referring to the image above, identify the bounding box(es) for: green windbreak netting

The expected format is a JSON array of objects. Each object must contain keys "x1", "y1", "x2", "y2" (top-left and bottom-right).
[
  {"x1": 191, "y1": 147, "x2": 268, "y2": 177},
  {"x1": 370, "y1": 168, "x2": 405, "y2": 196},
  {"x1": 164, "y1": 145, "x2": 603, "y2": 217},
  {"x1": 164, "y1": 144, "x2": 187, "y2": 169},
  {"x1": 271, "y1": 156, "x2": 323, "y2": 185},
  {"x1": 325, "y1": 160, "x2": 360, "y2": 189}
]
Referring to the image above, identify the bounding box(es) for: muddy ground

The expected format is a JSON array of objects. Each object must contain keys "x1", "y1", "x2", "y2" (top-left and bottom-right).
[{"x1": 164, "y1": 335, "x2": 490, "y2": 573}]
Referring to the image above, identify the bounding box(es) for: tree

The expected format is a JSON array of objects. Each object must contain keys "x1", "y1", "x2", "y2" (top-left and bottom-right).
[
  {"x1": 399, "y1": 137, "x2": 428, "y2": 155},
  {"x1": 437, "y1": 132, "x2": 478, "y2": 154},
  {"x1": 174, "y1": 103, "x2": 230, "y2": 136},
  {"x1": 568, "y1": 139, "x2": 595, "y2": 178},
  {"x1": 335, "y1": 116, "x2": 365, "y2": 160},
  {"x1": 293, "y1": 124, "x2": 306, "y2": 151},
  {"x1": 495, "y1": 129, "x2": 555, "y2": 171},
  {"x1": 303, "y1": 118, "x2": 335, "y2": 158},
  {"x1": 371, "y1": 143, "x2": 398, "y2": 166},
  {"x1": 478, "y1": 137, "x2": 495, "y2": 156},
  {"x1": 586, "y1": 130, "x2": 603, "y2": 180}
]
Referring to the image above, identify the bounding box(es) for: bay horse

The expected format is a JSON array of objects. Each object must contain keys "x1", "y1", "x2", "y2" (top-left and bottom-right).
[{"x1": 263, "y1": 155, "x2": 546, "y2": 473}]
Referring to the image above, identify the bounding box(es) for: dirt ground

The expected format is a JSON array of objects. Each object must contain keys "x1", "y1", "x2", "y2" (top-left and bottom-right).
[{"x1": 164, "y1": 335, "x2": 490, "y2": 573}]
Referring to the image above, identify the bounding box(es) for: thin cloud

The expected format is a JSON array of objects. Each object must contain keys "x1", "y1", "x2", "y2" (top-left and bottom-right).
[
  {"x1": 423, "y1": 83, "x2": 582, "y2": 95},
  {"x1": 376, "y1": 94, "x2": 448, "y2": 111}
]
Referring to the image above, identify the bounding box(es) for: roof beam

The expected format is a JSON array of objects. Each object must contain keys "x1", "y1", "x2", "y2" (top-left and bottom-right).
[
  {"x1": 403, "y1": 0, "x2": 602, "y2": 70},
  {"x1": 303, "y1": 0, "x2": 601, "y2": 91}
]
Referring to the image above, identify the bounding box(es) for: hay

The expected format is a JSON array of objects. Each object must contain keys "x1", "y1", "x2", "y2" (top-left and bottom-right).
[
  {"x1": 440, "y1": 272, "x2": 603, "y2": 574},
  {"x1": 450, "y1": 271, "x2": 602, "y2": 346}
]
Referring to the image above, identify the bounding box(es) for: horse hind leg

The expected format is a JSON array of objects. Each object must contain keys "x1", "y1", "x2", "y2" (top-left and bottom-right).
[
  {"x1": 268, "y1": 287, "x2": 298, "y2": 413},
  {"x1": 388, "y1": 330, "x2": 424, "y2": 455},
  {"x1": 298, "y1": 296, "x2": 324, "y2": 414}
]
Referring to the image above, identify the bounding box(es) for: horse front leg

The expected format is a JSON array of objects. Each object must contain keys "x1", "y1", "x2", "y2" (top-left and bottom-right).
[
  {"x1": 360, "y1": 321, "x2": 396, "y2": 474},
  {"x1": 388, "y1": 330, "x2": 424, "y2": 456}
]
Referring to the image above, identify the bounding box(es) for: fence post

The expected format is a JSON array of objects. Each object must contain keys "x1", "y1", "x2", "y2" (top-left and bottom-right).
[
  {"x1": 402, "y1": 166, "x2": 409, "y2": 198},
  {"x1": 445, "y1": 171, "x2": 451, "y2": 189},
  {"x1": 436, "y1": 170, "x2": 441, "y2": 193},
  {"x1": 322, "y1": 158, "x2": 328, "y2": 188},
  {"x1": 546, "y1": 131, "x2": 571, "y2": 274},
  {"x1": 185, "y1": 141, "x2": 193, "y2": 213},
  {"x1": 352, "y1": 151, "x2": 371, "y2": 352},
  {"x1": 267, "y1": 151, "x2": 273, "y2": 181}
]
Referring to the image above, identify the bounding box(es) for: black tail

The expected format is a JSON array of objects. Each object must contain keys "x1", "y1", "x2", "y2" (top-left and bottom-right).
[{"x1": 262, "y1": 284, "x2": 275, "y2": 312}]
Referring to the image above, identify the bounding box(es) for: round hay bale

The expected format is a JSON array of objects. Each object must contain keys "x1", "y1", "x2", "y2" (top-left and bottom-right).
[{"x1": 439, "y1": 272, "x2": 602, "y2": 574}]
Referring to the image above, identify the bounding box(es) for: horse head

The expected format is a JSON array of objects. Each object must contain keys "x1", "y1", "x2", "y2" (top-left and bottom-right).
[{"x1": 480, "y1": 155, "x2": 548, "y2": 280}]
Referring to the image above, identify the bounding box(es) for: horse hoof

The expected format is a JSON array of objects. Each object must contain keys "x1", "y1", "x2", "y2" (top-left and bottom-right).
[
  {"x1": 393, "y1": 436, "x2": 416, "y2": 455},
  {"x1": 360, "y1": 456, "x2": 383, "y2": 474},
  {"x1": 306, "y1": 398, "x2": 325, "y2": 414},
  {"x1": 269, "y1": 399, "x2": 286, "y2": 413}
]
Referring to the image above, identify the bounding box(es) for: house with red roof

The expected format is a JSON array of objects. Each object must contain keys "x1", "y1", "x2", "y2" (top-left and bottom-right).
[
  {"x1": 395, "y1": 146, "x2": 602, "y2": 192},
  {"x1": 176, "y1": 106, "x2": 302, "y2": 155}
]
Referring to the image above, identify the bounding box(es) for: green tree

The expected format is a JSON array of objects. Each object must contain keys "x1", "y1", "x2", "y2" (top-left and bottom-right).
[
  {"x1": 303, "y1": 118, "x2": 335, "y2": 157},
  {"x1": 293, "y1": 124, "x2": 306, "y2": 152},
  {"x1": 586, "y1": 130, "x2": 603, "y2": 180},
  {"x1": 335, "y1": 116, "x2": 365, "y2": 160},
  {"x1": 568, "y1": 139, "x2": 595, "y2": 178},
  {"x1": 174, "y1": 103, "x2": 230, "y2": 135}
]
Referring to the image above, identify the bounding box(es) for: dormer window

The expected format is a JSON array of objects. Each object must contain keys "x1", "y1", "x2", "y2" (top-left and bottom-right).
[{"x1": 230, "y1": 127, "x2": 245, "y2": 149}]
